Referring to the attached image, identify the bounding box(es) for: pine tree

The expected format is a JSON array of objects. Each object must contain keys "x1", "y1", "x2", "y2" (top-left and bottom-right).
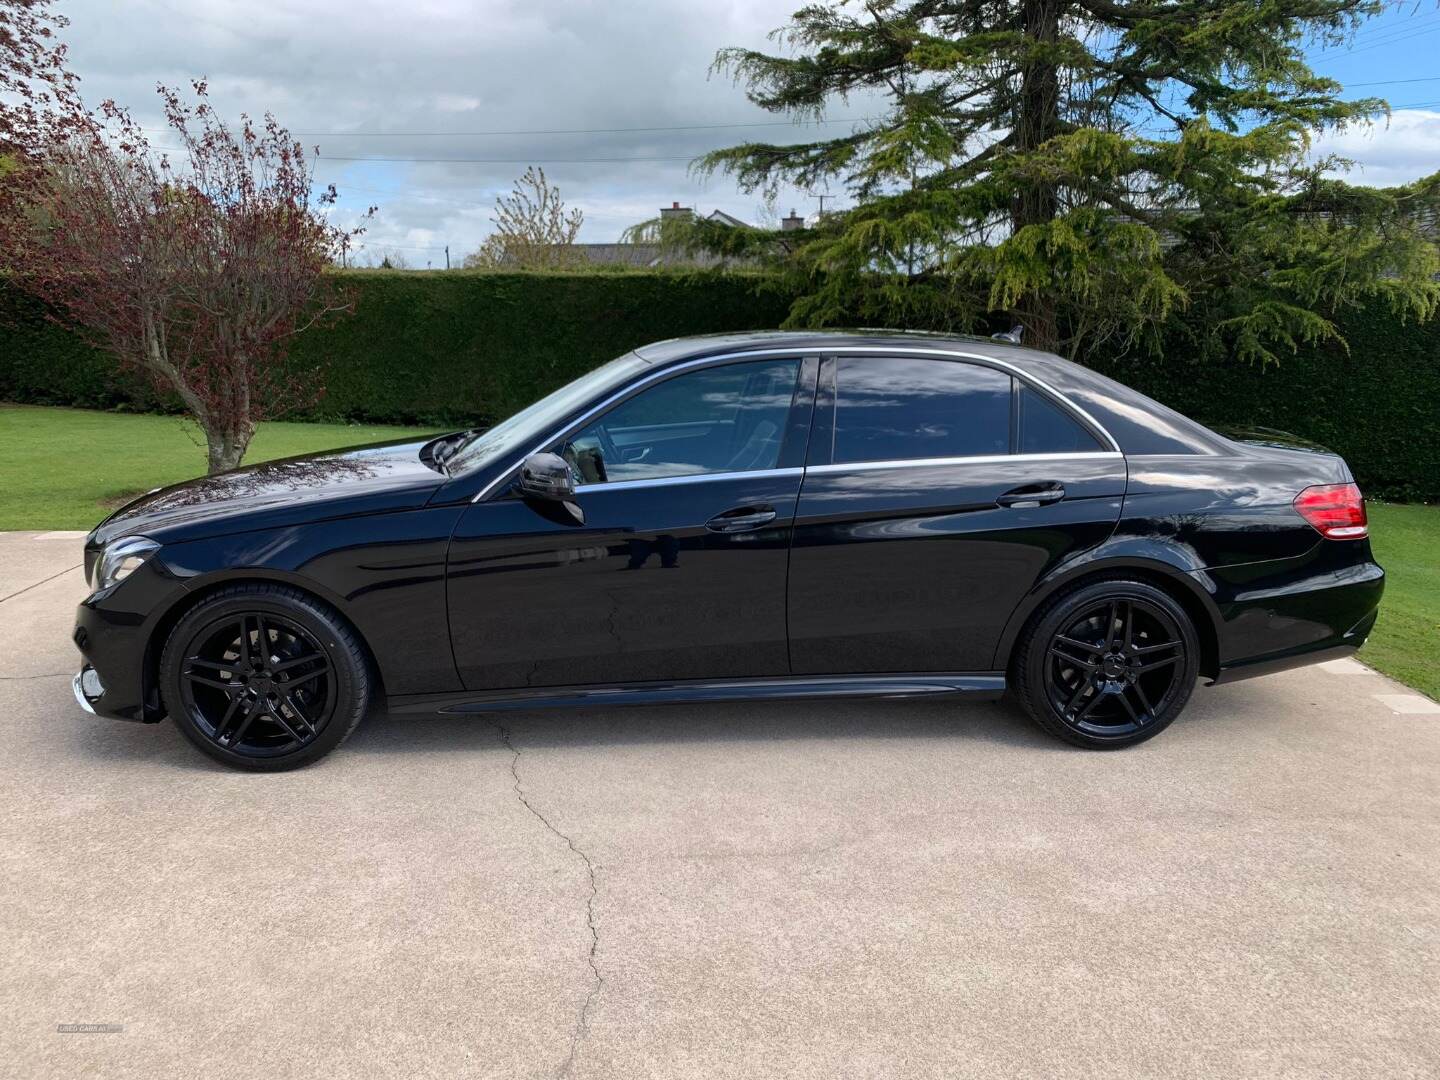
[{"x1": 698, "y1": 0, "x2": 1440, "y2": 361}]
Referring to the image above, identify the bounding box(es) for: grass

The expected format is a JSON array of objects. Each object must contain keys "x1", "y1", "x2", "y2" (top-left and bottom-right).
[
  {"x1": 2, "y1": 405, "x2": 1435, "y2": 700},
  {"x1": 0, "y1": 404, "x2": 442, "y2": 531},
  {"x1": 1362, "y1": 503, "x2": 1440, "y2": 701}
]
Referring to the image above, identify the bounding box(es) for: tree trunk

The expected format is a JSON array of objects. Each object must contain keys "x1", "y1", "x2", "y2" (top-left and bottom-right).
[
  {"x1": 204, "y1": 381, "x2": 254, "y2": 475},
  {"x1": 141, "y1": 309, "x2": 251, "y2": 473},
  {"x1": 1012, "y1": 0, "x2": 1063, "y2": 352},
  {"x1": 205, "y1": 431, "x2": 247, "y2": 474}
]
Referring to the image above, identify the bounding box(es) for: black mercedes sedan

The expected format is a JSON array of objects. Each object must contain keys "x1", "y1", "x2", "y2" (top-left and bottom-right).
[{"x1": 72, "y1": 331, "x2": 1384, "y2": 770}]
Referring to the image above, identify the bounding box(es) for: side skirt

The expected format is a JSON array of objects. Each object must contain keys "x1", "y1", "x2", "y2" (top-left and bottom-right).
[{"x1": 387, "y1": 673, "x2": 1008, "y2": 716}]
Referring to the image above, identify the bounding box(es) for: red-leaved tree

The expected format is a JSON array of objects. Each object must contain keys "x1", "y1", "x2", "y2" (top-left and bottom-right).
[
  {"x1": 3, "y1": 79, "x2": 370, "y2": 472},
  {"x1": 0, "y1": 0, "x2": 77, "y2": 159}
]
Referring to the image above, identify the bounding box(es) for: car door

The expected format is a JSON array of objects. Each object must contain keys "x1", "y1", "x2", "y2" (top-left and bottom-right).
[
  {"x1": 786, "y1": 353, "x2": 1126, "y2": 675},
  {"x1": 447, "y1": 355, "x2": 818, "y2": 690}
]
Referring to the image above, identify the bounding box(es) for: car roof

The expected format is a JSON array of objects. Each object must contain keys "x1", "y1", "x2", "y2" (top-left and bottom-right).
[
  {"x1": 633, "y1": 328, "x2": 1033, "y2": 366},
  {"x1": 633, "y1": 329, "x2": 1228, "y2": 456}
]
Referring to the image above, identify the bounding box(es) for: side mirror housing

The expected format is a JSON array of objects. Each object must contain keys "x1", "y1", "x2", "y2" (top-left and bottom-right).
[
  {"x1": 516, "y1": 452, "x2": 576, "y2": 501},
  {"x1": 516, "y1": 452, "x2": 585, "y2": 525}
]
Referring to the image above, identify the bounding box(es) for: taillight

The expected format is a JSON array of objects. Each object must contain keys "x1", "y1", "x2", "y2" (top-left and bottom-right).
[{"x1": 1293, "y1": 483, "x2": 1368, "y2": 539}]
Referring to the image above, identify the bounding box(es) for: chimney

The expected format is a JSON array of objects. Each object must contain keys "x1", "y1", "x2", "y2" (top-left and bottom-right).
[
  {"x1": 781, "y1": 209, "x2": 805, "y2": 232},
  {"x1": 659, "y1": 201, "x2": 695, "y2": 223}
]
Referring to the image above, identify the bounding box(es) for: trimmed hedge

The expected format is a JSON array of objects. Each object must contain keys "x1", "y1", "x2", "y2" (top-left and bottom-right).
[
  {"x1": 2, "y1": 270, "x2": 1437, "y2": 500},
  {"x1": 1087, "y1": 306, "x2": 1440, "y2": 503},
  {"x1": 0, "y1": 270, "x2": 794, "y2": 426}
]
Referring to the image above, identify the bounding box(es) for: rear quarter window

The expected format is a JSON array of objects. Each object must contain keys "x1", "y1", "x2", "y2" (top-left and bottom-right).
[{"x1": 1019, "y1": 384, "x2": 1104, "y2": 454}]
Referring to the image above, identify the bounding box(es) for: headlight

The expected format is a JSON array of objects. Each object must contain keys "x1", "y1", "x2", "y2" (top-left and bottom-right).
[{"x1": 94, "y1": 536, "x2": 160, "y2": 591}]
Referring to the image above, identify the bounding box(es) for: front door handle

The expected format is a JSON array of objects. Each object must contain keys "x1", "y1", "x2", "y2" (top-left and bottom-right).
[
  {"x1": 706, "y1": 504, "x2": 778, "y2": 533},
  {"x1": 996, "y1": 482, "x2": 1066, "y2": 509}
]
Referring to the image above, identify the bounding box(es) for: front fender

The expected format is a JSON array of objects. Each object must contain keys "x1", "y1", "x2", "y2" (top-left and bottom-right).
[{"x1": 158, "y1": 509, "x2": 465, "y2": 696}]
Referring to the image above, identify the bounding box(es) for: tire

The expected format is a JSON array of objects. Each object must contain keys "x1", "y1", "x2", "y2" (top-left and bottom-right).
[
  {"x1": 1012, "y1": 577, "x2": 1200, "y2": 749},
  {"x1": 159, "y1": 583, "x2": 371, "y2": 771}
]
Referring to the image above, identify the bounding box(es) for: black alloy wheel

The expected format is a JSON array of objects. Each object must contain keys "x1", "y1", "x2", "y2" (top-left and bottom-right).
[
  {"x1": 1014, "y1": 578, "x2": 1200, "y2": 749},
  {"x1": 179, "y1": 611, "x2": 334, "y2": 755},
  {"x1": 160, "y1": 584, "x2": 370, "y2": 770}
]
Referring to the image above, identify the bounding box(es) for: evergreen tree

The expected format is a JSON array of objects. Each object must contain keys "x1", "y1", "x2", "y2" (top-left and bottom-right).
[{"x1": 697, "y1": 0, "x2": 1440, "y2": 361}]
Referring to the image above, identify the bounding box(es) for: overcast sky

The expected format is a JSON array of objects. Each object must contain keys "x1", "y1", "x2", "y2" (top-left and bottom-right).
[{"x1": 55, "y1": 0, "x2": 1440, "y2": 267}]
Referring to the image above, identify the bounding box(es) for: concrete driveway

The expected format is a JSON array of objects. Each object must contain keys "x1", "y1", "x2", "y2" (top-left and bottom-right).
[{"x1": 2, "y1": 530, "x2": 1438, "y2": 1079}]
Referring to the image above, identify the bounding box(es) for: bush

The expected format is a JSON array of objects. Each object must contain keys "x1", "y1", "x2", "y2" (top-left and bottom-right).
[{"x1": 2, "y1": 270, "x2": 1436, "y2": 500}]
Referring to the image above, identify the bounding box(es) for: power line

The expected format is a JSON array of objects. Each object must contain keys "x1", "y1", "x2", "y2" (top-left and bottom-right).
[
  {"x1": 1313, "y1": 15, "x2": 1440, "y2": 61},
  {"x1": 1314, "y1": 6, "x2": 1440, "y2": 53},
  {"x1": 292, "y1": 117, "x2": 874, "y2": 138},
  {"x1": 1344, "y1": 76, "x2": 1440, "y2": 86},
  {"x1": 316, "y1": 153, "x2": 697, "y2": 164},
  {"x1": 154, "y1": 142, "x2": 701, "y2": 165},
  {"x1": 142, "y1": 117, "x2": 874, "y2": 141},
  {"x1": 331, "y1": 183, "x2": 488, "y2": 208}
]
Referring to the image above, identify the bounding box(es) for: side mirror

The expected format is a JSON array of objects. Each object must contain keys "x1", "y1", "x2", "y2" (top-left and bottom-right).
[
  {"x1": 516, "y1": 452, "x2": 585, "y2": 525},
  {"x1": 516, "y1": 452, "x2": 576, "y2": 501}
]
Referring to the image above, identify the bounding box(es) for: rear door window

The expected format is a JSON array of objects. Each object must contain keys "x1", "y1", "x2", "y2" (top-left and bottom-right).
[{"x1": 831, "y1": 356, "x2": 1012, "y2": 464}]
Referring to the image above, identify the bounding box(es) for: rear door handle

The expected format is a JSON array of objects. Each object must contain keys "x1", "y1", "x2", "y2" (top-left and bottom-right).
[
  {"x1": 996, "y1": 482, "x2": 1066, "y2": 509},
  {"x1": 705, "y1": 505, "x2": 778, "y2": 533}
]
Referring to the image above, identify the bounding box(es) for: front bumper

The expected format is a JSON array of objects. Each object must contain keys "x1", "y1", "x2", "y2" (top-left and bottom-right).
[
  {"x1": 72, "y1": 559, "x2": 188, "y2": 723},
  {"x1": 72, "y1": 667, "x2": 102, "y2": 714}
]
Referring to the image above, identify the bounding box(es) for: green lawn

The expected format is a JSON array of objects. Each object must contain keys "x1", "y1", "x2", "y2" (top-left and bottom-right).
[
  {"x1": 1362, "y1": 503, "x2": 1440, "y2": 701},
  {"x1": 0, "y1": 404, "x2": 441, "y2": 531},
  {"x1": 2, "y1": 405, "x2": 1436, "y2": 700}
]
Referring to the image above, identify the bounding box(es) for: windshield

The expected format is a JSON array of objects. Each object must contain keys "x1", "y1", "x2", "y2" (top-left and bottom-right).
[{"x1": 446, "y1": 353, "x2": 650, "y2": 474}]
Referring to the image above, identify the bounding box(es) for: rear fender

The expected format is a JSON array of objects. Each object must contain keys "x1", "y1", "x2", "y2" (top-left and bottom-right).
[{"x1": 989, "y1": 540, "x2": 1224, "y2": 674}]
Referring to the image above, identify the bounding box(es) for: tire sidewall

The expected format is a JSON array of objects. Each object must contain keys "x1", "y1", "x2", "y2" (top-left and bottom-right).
[
  {"x1": 160, "y1": 589, "x2": 367, "y2": 771},
  {"x1": 1022, "y1": 579, "x2": 1201, "y2": 748}
]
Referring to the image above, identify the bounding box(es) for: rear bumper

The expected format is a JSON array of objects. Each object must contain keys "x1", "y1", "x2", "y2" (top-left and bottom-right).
[
  {"x1": 1199, "y1": 541, "x2": 1384, "y2": 685},
  {"x1": 1209, "y1": 612, "x2": 1376, "y2": 685}
]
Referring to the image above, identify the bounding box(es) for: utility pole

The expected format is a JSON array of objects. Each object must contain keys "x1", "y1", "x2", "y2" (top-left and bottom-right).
[
  {"x1": 445, "y1": 245, "x2": 450, "y2": 270},
  {"x1": 809, "y1": 193, "x2": 832, "y2": 217}
]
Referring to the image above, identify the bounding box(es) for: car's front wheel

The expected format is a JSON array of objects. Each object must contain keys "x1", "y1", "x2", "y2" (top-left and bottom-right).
[
  {"x1": 159, "y1": 584, "x2": 371, "y2": 771},
  {"x1": 1013, "y1": 578, "x2": 1200, "y2": 749}
]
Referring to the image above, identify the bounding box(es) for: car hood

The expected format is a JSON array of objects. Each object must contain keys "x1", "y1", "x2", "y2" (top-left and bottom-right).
[{"x1": 91, "y1": 437, "x2": 447, "y2": 545}]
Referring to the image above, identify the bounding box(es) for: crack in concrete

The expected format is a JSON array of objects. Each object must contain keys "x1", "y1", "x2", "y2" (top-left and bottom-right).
[
  {"x1": 0, "y1": 564, "x2": 83, "y2": 605},
  {"x1": 494, "y1": 723, "x2": 603, "y2": 1079},
  {"x1": 0, "y1": 672, "x2": 71, "y2": 680}
]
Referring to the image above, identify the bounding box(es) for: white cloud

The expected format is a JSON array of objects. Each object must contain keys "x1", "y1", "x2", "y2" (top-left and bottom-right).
[
  {"x1": 1311, "y1": 109, "x2": 1440, "y2": 187},
  {"x1": 58, "y1": 0, "x2": 839, "y2": 260},
  {"x1": 62, "y1": 0, "x2": 1427, "y2": 263}
]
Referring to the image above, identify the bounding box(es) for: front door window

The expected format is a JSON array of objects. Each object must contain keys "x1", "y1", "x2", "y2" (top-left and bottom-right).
[{"x1": 563, "y1": 359, "x2": 800, "y2": 484}]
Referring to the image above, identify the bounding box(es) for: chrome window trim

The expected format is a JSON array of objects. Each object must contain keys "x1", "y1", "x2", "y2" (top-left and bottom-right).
[
  {"x1": 805, "y1": 451, "x2": 1122, "y2": 476},
  {"x1": 471, "y1": 345, "x2": 1122, "y2": 503},
  {"x1": 574, "y1": 467, "x2": 805, "y2": 494}
]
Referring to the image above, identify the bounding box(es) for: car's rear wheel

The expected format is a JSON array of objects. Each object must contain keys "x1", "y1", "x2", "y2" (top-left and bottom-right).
[
  {"x1": 1013, "y1": 578, "x2": 1200, "y2": 749},
  {"x1": 159, "y1": 584, "x2": 370, "y2": 771}
]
